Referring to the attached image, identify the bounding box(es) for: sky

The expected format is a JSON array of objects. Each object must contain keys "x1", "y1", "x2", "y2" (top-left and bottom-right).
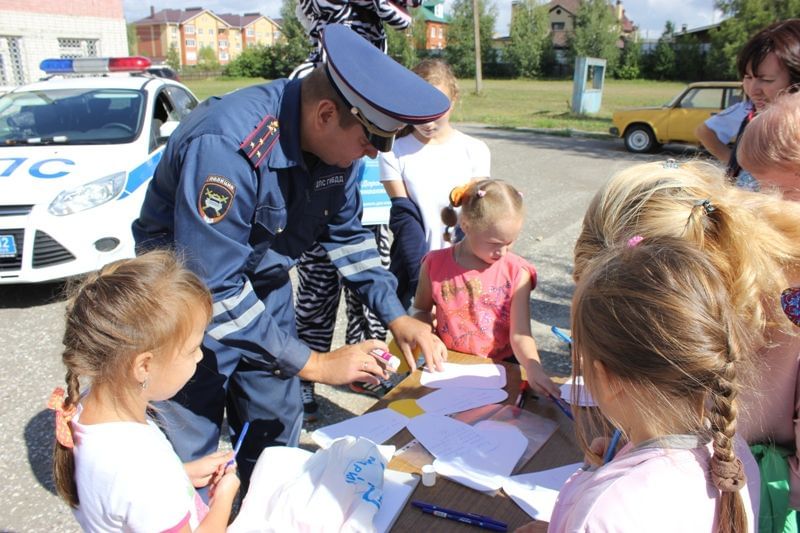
[{"x1": 122, "y1": 0, "x2": 724, "y2": 41}]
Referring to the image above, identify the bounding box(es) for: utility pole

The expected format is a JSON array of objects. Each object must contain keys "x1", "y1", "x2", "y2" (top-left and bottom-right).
[{"x1": 472, "y1": 0, "x2": 482, "y2": 94}]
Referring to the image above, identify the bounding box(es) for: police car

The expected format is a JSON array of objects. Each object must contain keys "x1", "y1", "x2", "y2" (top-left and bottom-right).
[{"x1": 0, "y1": 56, "x2": 198, "y2": 283}]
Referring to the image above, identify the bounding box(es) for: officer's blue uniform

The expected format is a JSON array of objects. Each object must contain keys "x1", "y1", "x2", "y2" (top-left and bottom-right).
[{"x1": 132, "y1": 24, "x2": 450, "y2": 490}]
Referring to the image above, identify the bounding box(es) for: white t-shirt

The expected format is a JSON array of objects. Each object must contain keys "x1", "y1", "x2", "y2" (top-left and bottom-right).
[
  {"x1": 379, "y1": 129, "x2": 491, "y2": 251},
  {"x1": 71, "y1": 404, "x2": 207, "y2": 532},
  {"x1": 548, "y1": 435, "x2": 759, "y2": 533},
  {"x1": 704, "y1": 101, "x2": 752, "y2": 144}
]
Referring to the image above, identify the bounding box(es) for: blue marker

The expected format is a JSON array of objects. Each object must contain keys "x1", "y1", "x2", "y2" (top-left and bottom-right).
[
  {"x1": 227, "y1": 421, "x2": 250, "y2": 467},
  {"x1": 550, "y1": 325, "x2": 573, "y2": 345},
  {"x1": 547, "y1": 393, "x2": 574, "y2": 421},
  {"x1": 603, "y1": 429, "x2": 623, "y2": 464}
]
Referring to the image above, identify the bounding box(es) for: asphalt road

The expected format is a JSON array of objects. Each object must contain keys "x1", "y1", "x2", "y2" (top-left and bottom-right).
[{"x1": 0, "y1": 126, "x2": 698, "y2": 532}]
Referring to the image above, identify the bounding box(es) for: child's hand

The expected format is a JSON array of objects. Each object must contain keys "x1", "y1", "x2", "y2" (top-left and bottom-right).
[
  {"x1": 525, "y1": 360, "x2": 560, "y2": 397},
  {"x1": 209, "y1": 464, "x2": 240, "y2": 505},
  {"x1": 184, "y1": 450, "x2": 235, "y2": 488}
]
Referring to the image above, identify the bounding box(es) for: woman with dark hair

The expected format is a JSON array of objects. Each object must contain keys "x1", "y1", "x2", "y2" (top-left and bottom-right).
[{"x1": 695, "y1": 19, "x2": 800, "y2": 183}]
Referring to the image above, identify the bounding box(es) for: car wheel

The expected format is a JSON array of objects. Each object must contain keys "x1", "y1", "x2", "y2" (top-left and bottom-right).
[{"x1": 624, "y1": 125, "x2": 657, "y2": 153}]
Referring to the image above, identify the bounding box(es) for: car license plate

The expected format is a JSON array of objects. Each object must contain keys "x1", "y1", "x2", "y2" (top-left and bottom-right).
[{"x1": 0, "y1": 234, "x2": 17, "y2": 258}]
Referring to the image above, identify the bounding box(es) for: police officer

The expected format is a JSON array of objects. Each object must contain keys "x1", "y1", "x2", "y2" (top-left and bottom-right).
[{"x1": 132, "y1": 24, "x2": 450, "y2": 491}]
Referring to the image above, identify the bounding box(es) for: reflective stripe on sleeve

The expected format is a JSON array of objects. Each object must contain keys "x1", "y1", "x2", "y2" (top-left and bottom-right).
[
  {"x1": 212, "y1": 279, "x2": 255, "y2": 317},
  {"x1": 326, "y1": 239, "x2": 376, "y2": 262},
  {"x1": 208, "y1": 298, "x2": 265, "y2": 340},
  {"x1": 337, "y1": 257, "x2": 383, "y2": 278}
]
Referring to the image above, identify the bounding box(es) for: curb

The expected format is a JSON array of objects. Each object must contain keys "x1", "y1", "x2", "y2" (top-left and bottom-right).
[{"x1": 456, "y1": 122, "x2": 616, "y2": 141}]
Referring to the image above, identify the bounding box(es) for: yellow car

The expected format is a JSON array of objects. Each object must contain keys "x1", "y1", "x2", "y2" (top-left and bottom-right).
[{"x1": 610, "y1": 81, "x2": 744, "y2": 153}]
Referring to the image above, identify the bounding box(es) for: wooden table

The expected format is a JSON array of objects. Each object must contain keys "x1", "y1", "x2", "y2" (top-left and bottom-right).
[{"x1": 372, "y1": 352, "x2": 582, "y2": 532}]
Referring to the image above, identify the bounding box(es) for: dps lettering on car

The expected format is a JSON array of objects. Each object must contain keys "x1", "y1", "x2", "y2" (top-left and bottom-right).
[{"x1": 198, "y1": 175, "x2": 236, "y2": 224}]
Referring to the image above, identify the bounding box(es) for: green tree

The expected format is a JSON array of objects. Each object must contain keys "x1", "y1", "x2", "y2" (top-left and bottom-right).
[
  {"x1": 411, "y1": 7, "x2": 428, "y2": 53},
  {"x1": 505, "y1": 0, "x2": 550, "y2": 78},
  {"x1": 568, "y1": 0, "x2": 620, "y2": 74},
  {"x1": 614, "y1": 37, "x2": 640, "y2": 79},
  {"x1": 386, "y1": 26, "x2": 417, "y2": 68},
  {"x1": 223, "y1": 45, "x2": 268, "y2": 77},
  {"x1": 261, "y1": 0, "x2": 312, "y2": 78},
  {"x1": 444, "y1": 0, "x2": 497, "y2": 78},
  {"x1": 196, "y1": 46, "x2": 220, "y2": 72},
  {"x1": 708, "y1": 0, "x2": 800, "y2": 79},
  {"x1": 165, "y1": 43, "x2": 181, "y2": 71},
  {"x1": 650, "y1": 21, "x2": 676, "y2": 80},
  {"x1": 127, "y1": 23, "x2": 138, "y2": 56}
]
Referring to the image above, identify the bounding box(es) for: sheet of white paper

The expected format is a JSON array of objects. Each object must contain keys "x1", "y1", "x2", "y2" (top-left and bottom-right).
[
  {"x1": 560, "y1": 376, "x2": 596, "y2": 407},
  {"x1": 374, "y1": 470, "x2": 420, "y2": 533},
  {"x1": 502, "y1": 462, "x2": 583, "y2": 522},
  {"x1": 408, "y1": 414, "x2": 527, "y2": 491},
  {"x1": 312, "y1": 408, "x2": 409, "y2": 448},
  {"x1": 416, "y1": 387, "x2": 508, "y2": 415},
  {"x1": 419, "y1": 362, "x2": 507, "y2": 389}
]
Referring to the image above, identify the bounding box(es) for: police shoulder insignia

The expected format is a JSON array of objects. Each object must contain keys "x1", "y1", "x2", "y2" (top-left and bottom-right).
[
  {"x1": 240, "y1": 115, "x2": 280, "y2": 169},
  {"x1": 198, "y1": 175, "x2": 236, "y2": 224}
]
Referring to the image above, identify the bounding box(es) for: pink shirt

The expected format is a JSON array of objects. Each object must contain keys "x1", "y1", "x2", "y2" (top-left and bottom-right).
[
  {"x1": 423, "y1": 248, "x2": 536, "y2": 359},
  {"x1": 548, "y1": 435, "x2": 759, "y2": 533}
]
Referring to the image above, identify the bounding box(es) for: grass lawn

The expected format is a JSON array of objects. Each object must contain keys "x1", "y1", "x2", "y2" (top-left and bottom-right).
[{"x1": 183, "y1": 77, "x2": 686, "y2": 134}]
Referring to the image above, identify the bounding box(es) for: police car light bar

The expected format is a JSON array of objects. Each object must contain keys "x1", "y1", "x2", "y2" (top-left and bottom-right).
[{"x1": 39, "y1": 56, "x2": 152, "y2": 74}]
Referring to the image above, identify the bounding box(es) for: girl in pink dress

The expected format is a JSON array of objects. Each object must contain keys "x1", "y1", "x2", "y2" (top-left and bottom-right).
[{"x1": 412, "y1": 179, "x2": 558, "y2": 396}]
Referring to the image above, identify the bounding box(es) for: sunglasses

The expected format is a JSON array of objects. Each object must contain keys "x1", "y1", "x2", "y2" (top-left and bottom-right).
[{"x1": 350, "y1": 106, "x2": 398, "y2": 152}]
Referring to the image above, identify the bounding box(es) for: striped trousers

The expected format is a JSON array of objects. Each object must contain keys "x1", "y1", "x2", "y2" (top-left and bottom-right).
[{"x1": 295, "y1": 224, "x2": 390, "y2": 352}]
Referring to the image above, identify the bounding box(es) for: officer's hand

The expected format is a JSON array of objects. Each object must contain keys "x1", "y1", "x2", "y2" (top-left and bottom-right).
[
  {"x1": 298, "y1": 339, "x2": 390, "y2": 385},
  {"x1": 387, "y1": 315, "x2": 447, "y2": 372}
]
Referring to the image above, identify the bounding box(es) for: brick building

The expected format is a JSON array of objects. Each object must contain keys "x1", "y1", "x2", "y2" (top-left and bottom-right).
[{"x1": 0, "y1": 0, "x2": 127, "y2": 86}]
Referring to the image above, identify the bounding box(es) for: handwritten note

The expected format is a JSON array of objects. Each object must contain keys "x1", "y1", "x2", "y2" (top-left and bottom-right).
[
  {"x1": 416, "y1": 387, "x2": 508, "y2": 415},
  {"x1": 502, "y1": 462, "x2": 582, "y2": 522},
  {"x1": 407, "y1": 413, "x2": 527, "y2": 491},
  {"x1": 312, "y1": 408, "x2": 409, "y2": 448},
  {"x1": 419, "y1": 362, "x2": 507, "y2": 389}
]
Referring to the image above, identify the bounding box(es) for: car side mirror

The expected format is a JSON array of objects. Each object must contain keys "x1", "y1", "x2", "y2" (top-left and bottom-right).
[{"x1": 158, "y1": 120, "x2": 180, "y2": 140}]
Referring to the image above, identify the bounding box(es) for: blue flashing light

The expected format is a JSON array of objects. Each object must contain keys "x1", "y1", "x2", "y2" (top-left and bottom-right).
[{"x1": 39, "y1": 58, "x2": 74, "y2": 74}]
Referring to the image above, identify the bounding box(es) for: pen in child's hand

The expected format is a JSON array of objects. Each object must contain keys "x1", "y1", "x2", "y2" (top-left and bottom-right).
[
  {"x1": 548, "y1": 393, "x2": 574, "y2": 421},
  {"x1": 227, "y1": 421, "x2": 250, "y2": 467},
  {"x1": 515, "y1": 380, "x2": 529, "y2": 408},
  {"x1": 603, "y1": 429, "x2": 623, "y2": 465}
]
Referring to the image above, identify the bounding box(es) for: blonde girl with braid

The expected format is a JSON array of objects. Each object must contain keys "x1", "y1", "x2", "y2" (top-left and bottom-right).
[
  {"x1": 546, "y1": 238, "x2": 758, "y2": 532},
  {"x1": 573, "y1": 160, "x2": 800, "y2": 529},
  {"x1": 50, "y1": 251, "x2": 240, "y2": 532}
]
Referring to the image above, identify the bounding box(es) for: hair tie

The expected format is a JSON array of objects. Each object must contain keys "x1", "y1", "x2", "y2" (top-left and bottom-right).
[
  {"x1": 781, "y1": 287, "x2": 800, "y2": 327},
  {"x1": 662, "y1": 159, "x2": 680, "y2": 169},
  {"x1": 449, "y1": 183, "x2": 471, "y2": 207},
  {"x1": 695, "y1": 199, "x2": 715, "y2": 215},
  {"x1": 47, "y1": 387, "x2": 77, "y2": 449},
  {"x1": 627, "y1": 235, "x2": 644, "y2": 248},
  {"x1": 710, "y1": 457, "x2": 746, "y2": 493},
  {"x1": 476, "y1": 189, "x2": 486, "y2": 198}
]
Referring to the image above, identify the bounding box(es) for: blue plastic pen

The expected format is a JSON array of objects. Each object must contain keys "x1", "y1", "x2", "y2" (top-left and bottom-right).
[
  {"x1": 547, "y1": 392, "x2": 574, "y2": 421},
  {"x1": 227, "y1": 421, "x2": 250, "y2": 467},
  {"x1": 411, "y1": 500, "x2": 508, "y2": 531},
  {"x1": 603, "y1": 428, "x2": 623, "y2": 464},
  {"x1": 412, "y1": 501, "x2": 507, "y2": 531},
  {"x1": 550, "y1": 325, "x2": 573, "y2": 345}
]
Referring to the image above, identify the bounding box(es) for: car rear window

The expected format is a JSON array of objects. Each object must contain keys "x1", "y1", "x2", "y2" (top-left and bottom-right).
[{"x1": 0, "y1": 88, "x2": 145, "y2": 145}]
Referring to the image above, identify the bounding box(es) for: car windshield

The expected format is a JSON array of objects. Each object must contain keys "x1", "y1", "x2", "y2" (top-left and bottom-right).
[{"x1": 0, "y1": 88, "x2": 144, "y2": 145}]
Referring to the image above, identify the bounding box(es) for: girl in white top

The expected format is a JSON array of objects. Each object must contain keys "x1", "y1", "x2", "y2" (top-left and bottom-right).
[
  {"x1": 50, "y1": 251, "x2": 239, "y2": 532},
  {"x1": 540, "y1": 239, "x2": 759, "y2": 532},
  {"x1": 380, "y1": 58, "x2": 491, "y2": 252}
]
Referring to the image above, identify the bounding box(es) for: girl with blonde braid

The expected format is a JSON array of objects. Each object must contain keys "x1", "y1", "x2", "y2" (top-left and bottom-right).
[
  {"x1": 50, "y1": 251, "x2": 239, "y2": 532},
  {"x1": 546, "y1": 238, "x2": 759, "y2": 532},
  {"x1": 412, "y1": 179, "x2": 558, "y2": 396},
  {"x1": 573, "y1": 160, "x2": 800, "y2": 529}
]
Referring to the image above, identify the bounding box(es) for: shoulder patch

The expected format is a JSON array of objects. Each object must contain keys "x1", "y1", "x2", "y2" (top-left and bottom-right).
[
  {"x1": 313, "y1": 172, "x2": 346, "y2": 191},
  {"x1": 198, "y1": 175, "x2": 236, "y2": 224},
  {"x1": 240, "y1": 115, "x2": 280, "y2": 169}
]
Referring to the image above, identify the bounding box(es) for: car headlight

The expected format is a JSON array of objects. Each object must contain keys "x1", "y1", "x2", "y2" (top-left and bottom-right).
[{"x1": 48, "y1": 172, "x2": 126, "y2": 216}]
